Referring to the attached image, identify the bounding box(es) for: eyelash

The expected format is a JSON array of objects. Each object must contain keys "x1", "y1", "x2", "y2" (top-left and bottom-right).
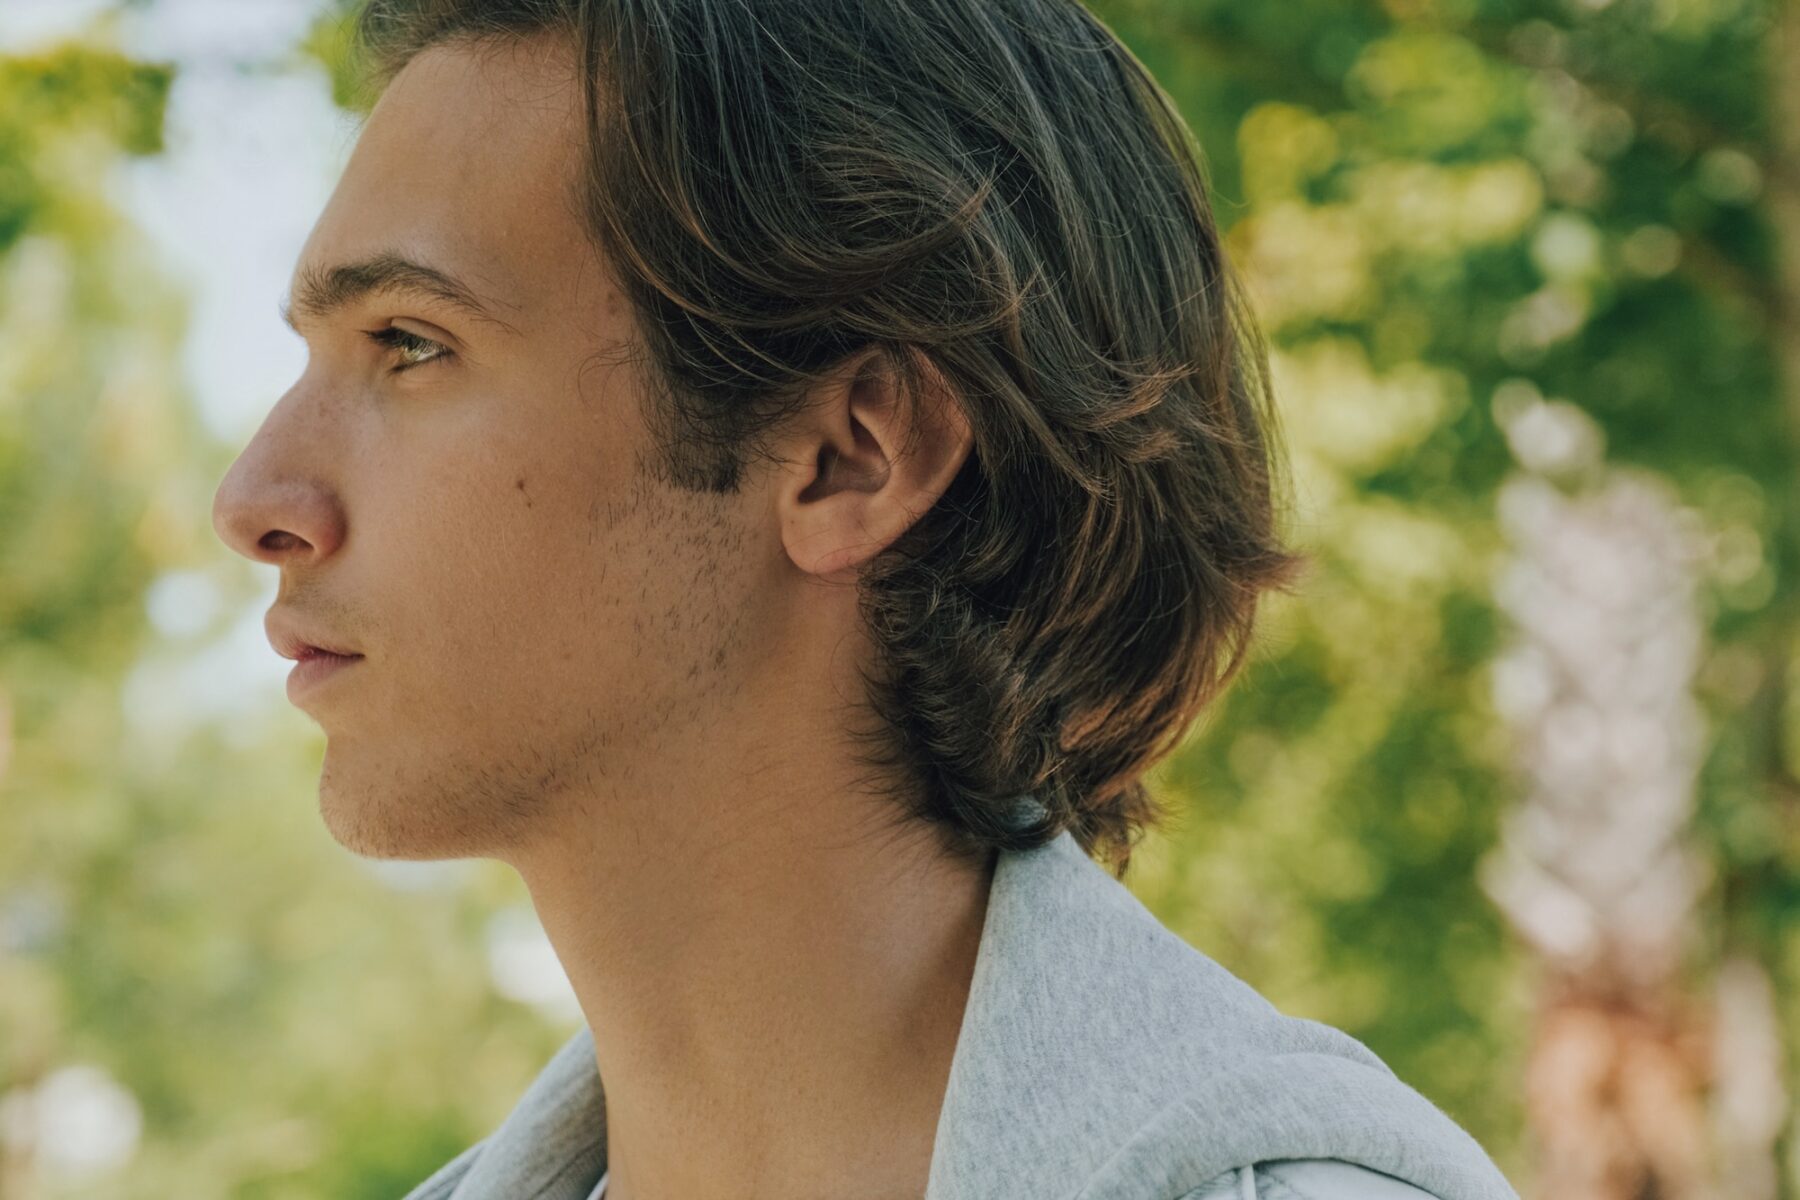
[{"x1": 364, "y1": 326, "x2": 452, "y2": 373}]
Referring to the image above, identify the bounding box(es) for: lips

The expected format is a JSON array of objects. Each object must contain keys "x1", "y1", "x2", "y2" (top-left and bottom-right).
[
  {"x1": 295, "y1": 645, "x2": 362, "y2": 661},
  {"x1": 266, "y1": 611, "x2": 364, "y2": 662},
  {"x1": 285, "y1": 643, "x2": 364, "y2": 702}
]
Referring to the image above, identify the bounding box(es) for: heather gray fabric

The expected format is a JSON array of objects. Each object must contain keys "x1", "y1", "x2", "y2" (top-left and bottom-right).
[
  {"x1": 584, "y1": 1159, "x2": 1442, "y2": 1200},
  {"x1": 400, "y1": 825, "x2": 1521, "y2": 1200},
  {"x1": 583, "y1": 1159, "x2": 1441, "y2": 1200}
]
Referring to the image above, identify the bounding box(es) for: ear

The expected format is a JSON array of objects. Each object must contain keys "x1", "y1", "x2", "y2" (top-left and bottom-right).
[{"x1": 776, "y1": 346, "x2": 974, "y2": 586}]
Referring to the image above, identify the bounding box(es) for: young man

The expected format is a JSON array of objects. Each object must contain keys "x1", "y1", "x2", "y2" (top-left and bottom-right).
[{"x1": 211, "y1": 2, "x2": 1521, "y2": 1198}]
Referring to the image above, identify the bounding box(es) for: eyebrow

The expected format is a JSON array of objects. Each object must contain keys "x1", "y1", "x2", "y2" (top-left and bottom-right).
[{"x1": 279, "y1": 251, "x2": 522, "y2": 337}]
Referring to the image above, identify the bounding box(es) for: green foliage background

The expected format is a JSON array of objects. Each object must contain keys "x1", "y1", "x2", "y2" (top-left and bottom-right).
[{"x1": 3, "y1": 0, "x2": 1796, "y2": 1195}]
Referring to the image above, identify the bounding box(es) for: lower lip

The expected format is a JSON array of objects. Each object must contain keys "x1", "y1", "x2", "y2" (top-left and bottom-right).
[{"x1": 287, "y1": 652, "x2": 363, "y2": 699}]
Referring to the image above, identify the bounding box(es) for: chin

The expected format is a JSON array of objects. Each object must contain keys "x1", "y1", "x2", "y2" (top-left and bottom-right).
[
  {"x1": 316, "y1": 750, "x2": 443, "y2": 861},
  {"x1": 317, "y1": 776, "x2": 413, "y2": 861},
  {"x1": 315, "y1": 742, "x2": 534, "y2": 863}
]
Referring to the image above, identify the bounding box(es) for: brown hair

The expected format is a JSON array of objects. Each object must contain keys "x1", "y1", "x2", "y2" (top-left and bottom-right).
[{"x1": 351, "y1": 0, "x2": 1308, "y2": 879}]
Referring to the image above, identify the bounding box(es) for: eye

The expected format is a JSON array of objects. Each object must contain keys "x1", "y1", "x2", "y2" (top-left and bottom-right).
[{"x1": 364, "y1": 325, "x2": 453, "y2": 373}]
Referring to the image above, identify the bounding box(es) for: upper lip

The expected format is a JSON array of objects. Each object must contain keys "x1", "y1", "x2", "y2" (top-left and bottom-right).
[{"x1": 266, "y1": 611, "x2": 364, "y2": 661}]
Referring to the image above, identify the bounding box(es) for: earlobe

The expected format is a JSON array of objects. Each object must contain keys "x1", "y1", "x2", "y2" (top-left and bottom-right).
[{"x1": 777, "y1": 347, "x2": 972, "y2": 586}]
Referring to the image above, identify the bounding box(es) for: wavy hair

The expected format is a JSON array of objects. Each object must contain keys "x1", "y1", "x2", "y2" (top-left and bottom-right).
[{"x1": 352, "y1": 0, "x2": 1309, "y2": 879}]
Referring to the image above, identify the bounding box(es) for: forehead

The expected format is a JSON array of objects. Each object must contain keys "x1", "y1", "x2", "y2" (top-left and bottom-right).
[{"x1": 295, "y1": 35, "x2": 590, "y2": 317}]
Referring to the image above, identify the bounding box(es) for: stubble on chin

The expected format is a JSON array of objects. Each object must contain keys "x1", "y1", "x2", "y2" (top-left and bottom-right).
[{"x1": 314, "y1": 738, "x2": 548, "y2": 863}]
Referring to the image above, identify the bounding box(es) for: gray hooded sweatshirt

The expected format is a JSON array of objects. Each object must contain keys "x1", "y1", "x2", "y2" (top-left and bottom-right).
[{"x1": 400, "y1": 826, "x2": 1522, "y2": 1200}]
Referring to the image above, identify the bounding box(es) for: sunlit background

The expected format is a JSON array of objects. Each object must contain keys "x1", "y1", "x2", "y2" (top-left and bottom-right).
[{"x1": 1, "y1": 0, "x2": 1795, "y2": 1196}]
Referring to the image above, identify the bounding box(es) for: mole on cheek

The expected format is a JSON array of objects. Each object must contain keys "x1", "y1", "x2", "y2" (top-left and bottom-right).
[{"x1": 515, "y1": 476, "x2": 532, "y2": 508}]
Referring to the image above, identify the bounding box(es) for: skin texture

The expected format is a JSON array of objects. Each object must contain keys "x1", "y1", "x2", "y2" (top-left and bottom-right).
[{"x1": 211, "y1": 33, "x2": 994, "y2": 1200}]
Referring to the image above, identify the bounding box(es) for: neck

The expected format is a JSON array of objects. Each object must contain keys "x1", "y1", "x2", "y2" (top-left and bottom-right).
[{"x1": 514, "y1": 762, "x2": 997, "y2": 1200}]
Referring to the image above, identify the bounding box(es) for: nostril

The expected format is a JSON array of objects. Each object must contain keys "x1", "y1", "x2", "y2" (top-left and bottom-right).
[{"x1": 260, "y1": 530, "x2": 309, "y2": 552}]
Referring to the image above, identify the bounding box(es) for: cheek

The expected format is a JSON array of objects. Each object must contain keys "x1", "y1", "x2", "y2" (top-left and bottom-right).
[
  {"x1": 371, "y1": 374, "x2": 741, "y2": 694},
  {"x1": 351, "y1": 441, "x2": 567, "y2": 648},
  {"x1": 425, "y1": 457, "x2": 654, "y2": 673}
]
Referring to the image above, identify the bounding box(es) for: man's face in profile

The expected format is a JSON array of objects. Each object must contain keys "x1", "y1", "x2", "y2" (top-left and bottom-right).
[{"x1": 211, "y1": 35, "x2": 768, "y2": 864}]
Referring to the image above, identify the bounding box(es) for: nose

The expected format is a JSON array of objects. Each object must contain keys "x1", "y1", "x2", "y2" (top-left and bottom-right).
[{"x1": 211, "y1": 451, "x2": 347, "y2": 568}]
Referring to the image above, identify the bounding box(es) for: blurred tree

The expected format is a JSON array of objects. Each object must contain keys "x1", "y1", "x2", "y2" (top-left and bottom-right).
[
  {"x1": 0, "y1": 38, "x2": 182, "y2": 1198},
  {"x1": 1074, "y1": 0, "x2": 1798, "y2": 1196},
  {"x1": 1482, "y1": 425, "x2": 1718, "y2": 1200}
]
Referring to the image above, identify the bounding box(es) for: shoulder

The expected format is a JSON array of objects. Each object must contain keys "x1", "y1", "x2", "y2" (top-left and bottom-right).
[{"x1": 1179, "y1": 1159, "x2": 1444, "y2": 1200}]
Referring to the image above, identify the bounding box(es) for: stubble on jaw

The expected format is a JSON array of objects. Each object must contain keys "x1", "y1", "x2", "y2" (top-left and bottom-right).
[{"x1": 523, "y1": 440, "x2": 760, "y2": 849}]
